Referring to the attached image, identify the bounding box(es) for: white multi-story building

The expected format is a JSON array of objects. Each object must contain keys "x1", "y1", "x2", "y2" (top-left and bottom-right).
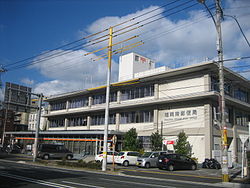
[
  {"x1": 28, "y1": 108, "x2": 46, "y2": 131},
  {"x1": 8, "y1": 53, "x2": 250, "y2": 164}
]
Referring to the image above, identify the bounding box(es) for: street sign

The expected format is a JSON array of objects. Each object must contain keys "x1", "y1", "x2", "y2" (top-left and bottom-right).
[
  {"x1": 167, "y1": 140, "x2": 175, "y2": 145},
  {"x1": 163, "y1": 140, "x2": 174, "y2": 145},
  {"x1": 4, "y1": 82, "x2": 32, "y2": 112},
  {"x1": 239, "y1": 134, "x2": 249, "y2": 179},
  {"x1": 239, "y1": 134, "x2": 249, "y2": 144}
]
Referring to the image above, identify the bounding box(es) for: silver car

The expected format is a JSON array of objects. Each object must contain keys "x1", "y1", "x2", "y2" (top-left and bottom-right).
[
  {"x1": 136, "y1": 151, "x2": 170, "y2": 168},
  {"x1": 37, "y1": 144, "x2": 73, "y2": 160}
]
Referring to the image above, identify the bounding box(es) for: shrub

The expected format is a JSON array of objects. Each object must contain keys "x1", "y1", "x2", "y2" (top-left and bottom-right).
[{"x1": 56, "y1": 159, "x2": 101, "y2": 169}]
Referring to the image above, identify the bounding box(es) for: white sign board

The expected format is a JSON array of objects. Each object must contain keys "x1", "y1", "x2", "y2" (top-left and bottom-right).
[{"x1": 239, "y1": 134, "x2": 249, "y2": 144}]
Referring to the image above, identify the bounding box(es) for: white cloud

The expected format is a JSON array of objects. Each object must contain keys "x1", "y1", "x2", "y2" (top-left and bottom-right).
[
  {"x1": 21, "y1": 78, "x2": 34, "y2": 86},
  {"x1": 32, "y1": 50, "x2": 118, "y2": 96},
  {"x1": 33, "y1": 0, "x2": 250, "y2": 96}
]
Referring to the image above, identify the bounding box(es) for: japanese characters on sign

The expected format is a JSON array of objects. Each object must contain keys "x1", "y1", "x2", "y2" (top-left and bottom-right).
[{"x1": 164, "y1": 109, "x2": 198, "y2": 121}]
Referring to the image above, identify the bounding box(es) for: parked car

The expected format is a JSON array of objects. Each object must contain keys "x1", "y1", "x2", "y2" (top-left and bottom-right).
[
  {"x1": 158, "y1": 153, "x2": 197, "y2": 171},
  {"x1": 115, "y1": 151, "x2": 140, "y2": 166},
  {"x1": 95, "y1": 151, "x2": 118, "y2": 163},
  {"x1": 37, "y1": 143, "x2": 73, "y2": 160},
  {"x1": 137, "y1": 151, "x2": 170, "y2": 168}
]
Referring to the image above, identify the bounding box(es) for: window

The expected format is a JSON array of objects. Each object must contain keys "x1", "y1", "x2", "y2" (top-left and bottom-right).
[
  {"x1": 93, "y1": 92, "x2": 117, "y2": 105},
  {"x1": 68, "y1": 116, "x2": 87, "y2": 127},
  {"x1": 50, "y1": 118, "x2": 65, "y2": 128},
  {"x1": 91, "y1": 113, "x2": 116, "y2": 125},
  {"x1": 211, "y1": 77, "x2": 219, "y2": 92},
  {"x1": 135, "y1": 55, "x2": 139, "y2": 61},
  {"x1": 235, "y1": 110, "x2": 249, "y2": 127},
  {"x1": 50, "y1": 101, "x2": 66, "y2": 111},
  {"x1": 234, "y1": 88, "x2": 248, "y2": 102},
  {"x1": 120, "y1": 110, "x2": 153, "y2": 124},
  {"x1": 127, "y1": 152, "x2": 139, "y2": 156},
  {"x1": 69, "y1": 97, "x2": 88, "y2": 109},
  {"x1": 121, "y1": 85, "x2": 154, "y2": 101}
]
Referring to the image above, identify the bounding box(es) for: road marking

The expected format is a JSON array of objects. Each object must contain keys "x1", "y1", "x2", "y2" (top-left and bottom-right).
[
  {"x1": 62, "y1": 180, "x2": 105, "y2": 188},
  {"x1": 0, "y1": 172, "x2": 76, "y2": 188},
  {"x1": 100, "y1": 178, "x2": 176, "y2": 188},
  {"x1": 121, "y1": 168, "x2": 221, "y2": 180}
]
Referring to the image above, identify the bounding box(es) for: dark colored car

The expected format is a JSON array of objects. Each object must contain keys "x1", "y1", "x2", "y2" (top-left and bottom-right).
[
  {"x1": 158, "y1": 153, "x2": 197, "y2": 171},
  {"x1": 37, "y1": 144, "x2": 73, "y2": 160}
]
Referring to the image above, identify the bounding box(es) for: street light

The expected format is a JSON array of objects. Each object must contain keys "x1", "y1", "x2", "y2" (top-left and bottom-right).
[{"x1": 198, "y1": 0, "x2": 229, "y2": 182}]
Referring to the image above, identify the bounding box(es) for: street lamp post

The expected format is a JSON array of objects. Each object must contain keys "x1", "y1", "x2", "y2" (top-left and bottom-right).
[{"x1": 198, "y1": 0, "x2": 229, "y2": 182}]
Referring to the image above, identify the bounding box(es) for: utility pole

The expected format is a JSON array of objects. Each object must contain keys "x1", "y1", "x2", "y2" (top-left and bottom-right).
[
  {"x1": 161, "y1": 121, "x2": 163, "y2": 150},
  {"x1": 33, "y1": 93, "x2": 43, "y2": 162},
  {"x1": 215, "y1": 0, "x2": 229, "y2": 182},
  {"x1": 102, "y1": 27, "x2": 113, "y2": 171},
  {"x1": 197, "y1": 0, "x2": 228, "y2": 182}
]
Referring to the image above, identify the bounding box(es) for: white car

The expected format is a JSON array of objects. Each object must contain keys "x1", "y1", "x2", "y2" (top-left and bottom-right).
[
  {"x1": 95, "y1": 151, "x2": 118, "y2": 163},
  {"x1": 115, "y1": 151, "x2": 140, "y2": 166}
]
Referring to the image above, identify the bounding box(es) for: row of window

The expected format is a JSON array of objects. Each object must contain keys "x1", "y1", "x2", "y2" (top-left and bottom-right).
[
  {"x1": 213, "y1": 106, "x2": 250, "y2": 127},
  {"x1": 49, "y1": 110, "x2": 153, "y2": 127},
  {"x1": 50, "y1": 119, "x2": 65, "y2": 127},
  {"x1": 50, "y1": 86, "x2": 154, "y2": 111},
  {"x1": 121, "y1": 85, "x2": 154, "y2": 101},
  {"x1": 235, "y1": 111, "x2": 249, "y2": 127},
  {"x1": 69, "y1": 97, "x2": 89, "y2": 109},
  {"x1": 68, "y1": 116, "x2": 87, "y2": 127},
  {"x1": 211, "y1": 77, "x2": 249, "y2": 103},
  {"x1": 50, "y1": 102, "x2": 66, "y2": 111},
  {"x1": 120, "y1": 110, "x2": 153, "y2": 124},
  {"x1": 91, "y1": 114, "x2": 116, "y2": 125},
  {"x1": 92, "y1": 92, "x2": 117, "y2": 105}
]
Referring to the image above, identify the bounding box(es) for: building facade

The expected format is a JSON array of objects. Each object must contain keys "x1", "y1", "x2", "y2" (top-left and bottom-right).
[{"x1": 7, "y1": 53, "x2": 250, "y2": 163}]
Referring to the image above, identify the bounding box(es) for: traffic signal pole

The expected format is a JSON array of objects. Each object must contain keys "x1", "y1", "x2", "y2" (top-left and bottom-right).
[{"x1": 102, "y1": 27, "x2": 113, "y2": 171}]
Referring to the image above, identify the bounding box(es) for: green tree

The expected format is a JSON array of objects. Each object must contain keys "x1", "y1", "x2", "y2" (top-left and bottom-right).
[
  {"x1": 174, "y1": 131, "x2": 192, "y2": 157},
  {"x1": 150, "y1": 131, "x2": 162, "y2": 151},
  {"x1": 123, "y1": 128, "x2": 140, "y2": 151}
]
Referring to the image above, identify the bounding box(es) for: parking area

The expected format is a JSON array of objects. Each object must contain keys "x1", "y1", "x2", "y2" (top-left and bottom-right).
[{"x1": 114, "y1": 164, "x2": 222, "y2": 177}]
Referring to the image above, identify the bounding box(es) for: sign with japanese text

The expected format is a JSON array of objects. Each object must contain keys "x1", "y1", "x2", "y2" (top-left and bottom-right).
[{"x1": 160, "y1": 106, "x2": 205, "y2": 129}]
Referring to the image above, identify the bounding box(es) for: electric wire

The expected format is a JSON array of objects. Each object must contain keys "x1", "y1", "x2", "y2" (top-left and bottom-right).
[
  {"x1": 113, "y1": 1, "x2": 198, "y2": 36},
  {"x1": 4, "y1": 0, "x2": 183, "y2": 69},
  {"x1": 224, "y1": 15, "x2": 250, "y2": 48},
  {"x1": 4, "y1": 29, "x2": 109, "y2": 68},
  {"x1": 7, "y1": 6, "x2": 236, "y2": 75},
  {"x1": 7, "y1": 0, "x2": 198, "y2": 71}
]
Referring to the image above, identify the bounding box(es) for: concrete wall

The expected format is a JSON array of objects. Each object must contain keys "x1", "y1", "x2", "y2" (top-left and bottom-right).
[
  {"x1": 118, "y1": 52, "x2": 155, "y2": 82},
  {"x1": 159, "y1": 76, "x2": 205, "y2": 98}
]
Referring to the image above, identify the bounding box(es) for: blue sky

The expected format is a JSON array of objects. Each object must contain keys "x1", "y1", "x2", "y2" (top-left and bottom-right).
[{"x1": 0, "y1": 0, "x2": 250, "y2": 97}]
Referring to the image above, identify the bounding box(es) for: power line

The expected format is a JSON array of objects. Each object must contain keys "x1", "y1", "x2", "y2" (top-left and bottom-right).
[
  {"x1": 113, "y1": 0, "x2": 195, "y2": 35},
  {"x1": 224, "y1": 15, "x2": 250, "y2": 49},
  {"x1": 4, "y1": 0, "x2": 183, "y2": 69},
  {"x1": 7, "y1": 1, "x2": 198, "y2": 71},
  {"x1": 7, "y1": 6, "x2": 226, "y2": 75}
]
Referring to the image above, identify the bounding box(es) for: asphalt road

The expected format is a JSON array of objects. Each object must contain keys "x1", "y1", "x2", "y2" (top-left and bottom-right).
[{"x1": 0, "y1": 158, "x2": 228, "y2": 188}]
